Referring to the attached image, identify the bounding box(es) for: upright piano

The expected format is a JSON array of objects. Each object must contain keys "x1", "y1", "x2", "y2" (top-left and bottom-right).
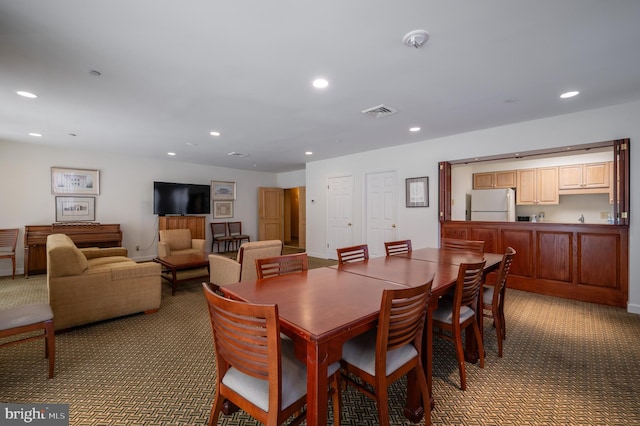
[{"x1": 24, "y1": 223, "x2": 123, "y2": 277}]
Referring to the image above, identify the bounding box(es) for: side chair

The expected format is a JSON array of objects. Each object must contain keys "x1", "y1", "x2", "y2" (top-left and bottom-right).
[
  {"x1": 483, "y1": 247, "x2": 516, "y2": 357},
  {"x1": 340, "y1": 279, "x2": 433, "y2": 426},
  {"x1": 441, "y1": 238, "x2": 484, "y2": 254},
  {"x1": 210, "y1": 222, "x2": 233, "y2": 253},
  {"x1": 227, "y1": 221, "x2": 250, "y2": 251},
  {"x1": 256, "y1": 253, "x2": 309, "y2": 279},
  {"x1": 336, "y1": 244, "x2": 369, "y2": 264},
  {"x1": 202, "y1": 283, "x2": 342, "y2": 426},
  {"x1": 384, "y1": 239, "x2": 412, "y2": 256},
  {"x1": 0, "y1": 228, "x2": 19, "y2": 279},
  {"x1": 432, "y1": 261, "x2": 486, "y2": 391},
  {"x1": 0, "y1": 303, "x2": 55, "y2": 378}
]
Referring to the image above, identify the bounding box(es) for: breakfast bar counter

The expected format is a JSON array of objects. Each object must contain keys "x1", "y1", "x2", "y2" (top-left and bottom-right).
[{"x1": 441, "y1": 220, "x2": 629, "y2": 307}]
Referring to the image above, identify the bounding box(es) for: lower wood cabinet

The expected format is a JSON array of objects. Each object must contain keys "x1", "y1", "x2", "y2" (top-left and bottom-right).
[{"x1": 441, "y1": 221, "x2": 628, "y2": 307}]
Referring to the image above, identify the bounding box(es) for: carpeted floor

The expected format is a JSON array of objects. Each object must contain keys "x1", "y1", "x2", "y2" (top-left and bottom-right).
[{"x1": 1, "y1": 265, "x2": 640, "y2": 425}]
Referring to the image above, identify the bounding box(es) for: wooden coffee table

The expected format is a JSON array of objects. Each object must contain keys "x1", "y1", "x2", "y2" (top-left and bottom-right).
[{"x1": 153, "y1": 253, "x2": 210, "y2": 295}]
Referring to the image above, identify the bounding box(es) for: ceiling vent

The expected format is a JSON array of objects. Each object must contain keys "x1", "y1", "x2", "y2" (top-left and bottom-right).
[
  {"x1": 227, "y1": 152, "x2": 249, "y2": 157},
  {"x1": 361, "y1": 104, "x2": 397, "y2": 118}
]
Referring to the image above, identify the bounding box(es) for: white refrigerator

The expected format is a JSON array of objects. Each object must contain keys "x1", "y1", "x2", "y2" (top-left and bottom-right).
[{"x1": 470, "y1": 188, "x2": 516, "y2": 222}]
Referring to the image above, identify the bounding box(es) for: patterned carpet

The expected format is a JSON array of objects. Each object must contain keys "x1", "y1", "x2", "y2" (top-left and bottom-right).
[{"x1": 2, "y1": 265, "x2": 640, "y2": 425}]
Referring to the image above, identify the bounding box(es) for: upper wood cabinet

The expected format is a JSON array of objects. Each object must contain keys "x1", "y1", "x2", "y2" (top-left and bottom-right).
[
  {"x1": 558, "y1": 162, "x2": 609, "y2": 190},
  {"x1": 473, "y1": 170, "x2": 516, "y2": 189},
  {"x1": 158, "y1": 215, "x2": 206, "y2": 240},
  {"x1": 516, "y1": 167, "x2": 559, "y2": 205}
]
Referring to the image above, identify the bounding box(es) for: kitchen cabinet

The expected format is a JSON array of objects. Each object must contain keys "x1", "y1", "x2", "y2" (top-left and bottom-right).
[
  {"x1": 558, "y1": 162, "x2": 609, "y2": 191},
  {"x1": 473, "y1": 170, "x2": 516, "y2": 189},
  {"x1": 516, "y1": 167, "x2": 558, "y2": 205},
  {"x1": 609, "y1": 161, "x2": 615, "y2": 204}
]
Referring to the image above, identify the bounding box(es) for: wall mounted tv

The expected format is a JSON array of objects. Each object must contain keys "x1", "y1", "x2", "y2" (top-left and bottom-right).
[{"x1": 153, "y1": 181, "x2": 211, "y2": 216}]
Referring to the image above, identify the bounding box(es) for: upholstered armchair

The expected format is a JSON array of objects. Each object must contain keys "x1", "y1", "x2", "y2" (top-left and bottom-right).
[
  {"x1": 209, "y1": 240, "x2": 283, "y2": 287},
  {"x1": 158, "y1": 229, "x2": 206, "y2": 257}
]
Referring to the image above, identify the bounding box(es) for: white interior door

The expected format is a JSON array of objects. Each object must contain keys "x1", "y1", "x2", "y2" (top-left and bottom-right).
[
  {"x1": 327, "y1": 175, "x2": 354, "y2": 259},
  {"x1": 366, "y1": 171, "x2": 397, "y2": 257}
]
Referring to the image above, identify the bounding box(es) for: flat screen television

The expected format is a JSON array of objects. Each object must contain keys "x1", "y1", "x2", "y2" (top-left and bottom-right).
[{"x1": 153, "y1": 181, "x2": 211, "y2": 216}]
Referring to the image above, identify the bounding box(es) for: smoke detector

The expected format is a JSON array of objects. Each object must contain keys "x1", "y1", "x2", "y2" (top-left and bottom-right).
[{"x1": 402, "y1": 30, "x2": 429, "y2": 48}]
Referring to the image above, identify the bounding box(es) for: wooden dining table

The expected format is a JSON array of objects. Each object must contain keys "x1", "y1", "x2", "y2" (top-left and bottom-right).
[{"x1": 221, "y1": 248, "x2": 503, "y2": 426}]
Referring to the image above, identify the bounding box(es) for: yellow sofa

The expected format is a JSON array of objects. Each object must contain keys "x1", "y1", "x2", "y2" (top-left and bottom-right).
[{"x1": 46, "y1": 233, "x2": 162, "y2": 330}]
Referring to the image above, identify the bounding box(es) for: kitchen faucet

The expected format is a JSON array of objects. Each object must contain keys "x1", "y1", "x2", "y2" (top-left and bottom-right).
[{"x1": 578, "y1": 214, "x2": 585, "y2": 223}]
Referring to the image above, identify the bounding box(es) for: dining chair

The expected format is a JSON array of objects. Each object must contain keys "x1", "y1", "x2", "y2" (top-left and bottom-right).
[
  {"x1": 432, "y1": 260, "x2": 486, "y2": 391},
  {"x1": 336, "y1": 244, "x2": 369, "y2": 264},
  {"x1": 256, "y1": 253, "x2": 309, "y2": 279},
  {"x1": 0, "y1": 303, "x2": 55, "y2": 378},
  {"x1": 202, "y1": 283, "x2": 342, "y2": 426},
  {"x1": 341, "y1": 278, "x2": 433, "y2": 426},
  {"x1": 441, "y1": 238, "x2": 485, "y2": 254},
  {"x1": 483, "y1": 247, "x2": 516, "y2": 357},
  {"x1": 384, "y1": 239, "x2": 412, "y2": 256},
  {"x1": 0, "y1": 228, "x2": 19, "y2": 279},
  {"x1": 227, "y1": 221, "x2": 250, "y2": 251},
  {"x1": 210, "y1": 222, "x2": 233, "y2": 253}
]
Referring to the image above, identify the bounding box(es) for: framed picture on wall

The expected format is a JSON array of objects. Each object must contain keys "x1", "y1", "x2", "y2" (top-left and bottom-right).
[
  {"x1": 211, "y1": 181, "x2": 236, "y2": 200},
  {"x1": 406, "y1": 176, "x2": 429, "y2": 207},
  {"x1": 51, "y1": 167, "x2": 100, "y2": 195},
  {"x1": 213, "y1": 201, "x2": 234, "y2": 218},
  {"x1": 55, "y1": 196, "x2": 96, "y2": 222}
]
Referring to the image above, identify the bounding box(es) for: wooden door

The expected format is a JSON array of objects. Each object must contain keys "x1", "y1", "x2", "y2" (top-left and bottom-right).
[
  {"x1": 258, "y1": 187, "x2": 284, "y2": 241},
  {"x1": 299, "y1": 187, "x2": 306, "y2": 249}
]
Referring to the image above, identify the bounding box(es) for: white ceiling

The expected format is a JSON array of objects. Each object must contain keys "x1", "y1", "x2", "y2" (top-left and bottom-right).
[{"x1": 2, "y1": 1, "x2": 640, "y2": 173}]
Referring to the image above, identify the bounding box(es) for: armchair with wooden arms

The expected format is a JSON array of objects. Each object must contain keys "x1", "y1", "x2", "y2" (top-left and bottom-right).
[
  {"x1": 208, "y1": 240, "x2": 283, "y2": 288},
  {"x1": 158, "y1": 229, "x2": 206, "y2": 257}
]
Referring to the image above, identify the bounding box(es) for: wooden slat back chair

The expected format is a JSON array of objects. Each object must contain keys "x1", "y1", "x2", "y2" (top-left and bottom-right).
[
  {"x1": 210, "y1": 222, "x2": 233, "y2": 253},
  {"x1": 384, "y1": 240, "x2": 412, "y2": 256},
  {"x1": 0, "y1": 228, "x2": 19, "y2": 279},
  {"x1": 433, "y1": 261, "x2": 486, "y2": 391},
  {"x1": 227, "y1": 221, "x2": 250, "y2": 251},
  {"x1": 341, "y1": 278, "x2": 433, "y2": 426},
  {"x1": 336, "y1": 244, "x2": 369, "y2": 264},
  {"x1": 441, "y1": 238, "x2": 484, "y2": 254},
  {"x1": 256, "y1": 253, "x2": 309, "y2": 279},
  {"x1": 483, "y1": 247, "x2": 516, "y2": 357},
  {"x1": 202, "y1": 283, "x2": 342, "y2": 426}
]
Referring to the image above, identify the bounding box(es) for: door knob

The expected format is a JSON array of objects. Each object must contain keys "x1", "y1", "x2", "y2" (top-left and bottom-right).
[
  {"x1": 392, "y1": 224, "x2": 396, "y2": 228},
  {"x1": 348, "y1": 223, "x2": 352, "y2": 226}
]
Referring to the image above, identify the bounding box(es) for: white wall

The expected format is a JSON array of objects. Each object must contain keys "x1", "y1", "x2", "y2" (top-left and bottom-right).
[
  {"x1": 0, "y1": 141, "x2": 278, "y2": 268},
  {"x1": 306, "y1": 100, "x2": 640, "y2": 314}
]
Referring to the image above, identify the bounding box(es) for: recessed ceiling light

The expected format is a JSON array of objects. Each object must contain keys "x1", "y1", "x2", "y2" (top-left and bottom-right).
[
  {"x1": 409, "y1": 127, "x2": 421, "y2": 132},
  {"x1": 17, "y1": 91, "x2": 37, "y2": 98},
  {"x1": 560, "y1": 91, "x2": 579, "y2": 99},
  {"x1": 210, "y1": 131, "x2": 221, "y2": 136},
  {"x1": 28, "y1": 132, "x2": 42, "y2": 137},
  {"x1": 305, "y1": 151, "x2": 313, "y2": 155},
  {"x1": 167, "y1": 152, "x2": 176, "y2": 156},
  {"x1": 312, "y1": 78, "x2": 329, "y2": 89}
]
